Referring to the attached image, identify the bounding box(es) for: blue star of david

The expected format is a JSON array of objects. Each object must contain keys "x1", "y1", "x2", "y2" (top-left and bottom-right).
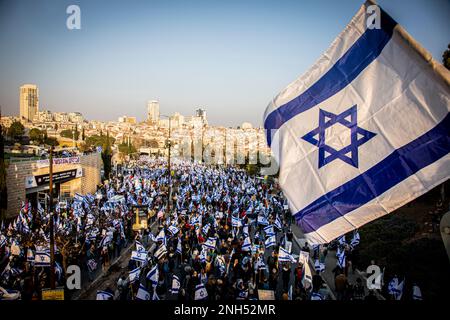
[{"x1": 301, "y1": 105, "x2": 376, "y2": 168}]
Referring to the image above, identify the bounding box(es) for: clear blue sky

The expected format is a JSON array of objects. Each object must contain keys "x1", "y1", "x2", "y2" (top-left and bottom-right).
[{"x1": 0, "y1": 0, "x2": 448, "y2": 127}]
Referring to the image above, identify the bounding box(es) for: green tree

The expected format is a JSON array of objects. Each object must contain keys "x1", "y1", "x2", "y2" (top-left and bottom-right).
[
  {"x1": 44, "y1": 137, "x2": 58, "y2": 146},
  {"x1": 60, "y1": 129, "x2": 80, "y2": 140},
  {"x1": 0, "y1": 113, "x2": 7, "y2": 221},
  {"x1": 101, "y1": 131, "x2": 112, "y2": 180},
  {"x1": 443, "y1": 43, "x2": 450, "y2": 70},
  {"x1": 85, "y1": 134, "x2": 115, "y2": 148},
  {"x1": 29, "y1": 128, "x2": 44, "y2": 143},
  {"x1": 7, "y1": 121, "x2": 25, "y2": 139},
  {"x1": 118, "y1": 142, "x2": 137, "y2": 155}
]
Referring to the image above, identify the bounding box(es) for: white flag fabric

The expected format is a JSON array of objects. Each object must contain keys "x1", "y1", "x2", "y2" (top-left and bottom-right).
[{"x1": 264, "y1": 1, "x2": 450, "y2": 244}]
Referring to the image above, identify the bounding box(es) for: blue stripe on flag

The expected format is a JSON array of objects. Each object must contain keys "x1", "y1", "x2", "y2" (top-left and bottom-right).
[
  {"x1": 295, "y1": 113, "x2": 450, "y2": 233},
  {"x1": 264, "y1": 7, "x2": 397, "y2": 147}
]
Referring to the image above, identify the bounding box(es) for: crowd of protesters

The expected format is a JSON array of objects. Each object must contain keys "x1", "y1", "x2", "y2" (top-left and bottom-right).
[{"x1": 0, "y1": 157, "x2": 422, "y2": 301}]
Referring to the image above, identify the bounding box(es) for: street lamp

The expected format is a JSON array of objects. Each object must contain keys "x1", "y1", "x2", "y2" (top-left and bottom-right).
[
  {"x1": 72, "y1": 125, "x2": 76, "y2": 149},
  {"x1": 160, "y1": 115, "x2": 172, "y2": 215}
]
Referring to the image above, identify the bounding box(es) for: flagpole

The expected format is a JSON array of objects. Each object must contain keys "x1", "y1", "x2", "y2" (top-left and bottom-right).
[{"x1": 48, "y1": 145, "x2": 56, "y2": 289}]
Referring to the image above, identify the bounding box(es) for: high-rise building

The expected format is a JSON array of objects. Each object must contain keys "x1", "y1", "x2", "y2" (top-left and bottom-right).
[
  {"x1": 147, "y1": 100, "x2": 160, "y2": 123},
  {"x1": 19, "y1": 84, "x2": 39, "y2": 122},
  {"x1": 195, "y1": 108, "x2": 207, "y2": 124}
]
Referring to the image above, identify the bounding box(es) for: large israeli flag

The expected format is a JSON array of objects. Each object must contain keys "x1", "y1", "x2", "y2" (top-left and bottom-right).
[{"x1": 264, "y1": 1, "x2": 450, "y2": 244}]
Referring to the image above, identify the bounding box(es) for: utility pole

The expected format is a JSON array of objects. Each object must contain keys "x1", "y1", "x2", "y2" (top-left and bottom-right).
[
  {"x1": 167, "y1": 117, "x2": 171, "y2": 215},
  {"x1": 48, "y1": 145, "x2": 56, "y2": 289},
  {"x1": 72, "y1": 125, "x2": 76, "y2": 149}
]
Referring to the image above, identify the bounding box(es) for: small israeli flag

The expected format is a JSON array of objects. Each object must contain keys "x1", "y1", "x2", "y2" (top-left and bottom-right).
[
  {"x1": 199, "y1": 248, "x2": 207, "y2": 263},
  {"x1": 203, "y1": 237, "x2": 217, "y2": 250},
  {"x1": 128, "y1": 267, "x2": 141, "y2": 283},
  {"x1": 0, "y1": 235, "x2": 7, "y2": 248},
  {"x1": 264, "y1": 1, "x2": 450, "y2": 244},
  {"x1": 176, "y1": 238, "x2": 182, "y2": 255},
  {"x1": 131, "y1": 250, "x2": 148, "y2": 263},
  {"x1": 350, "y1": 231, "x2": 360, "y2": 248},
  {"x1": 242, "y1": 224, "x2": 249, "y2": 237},
  {"x1": 202, "y1": 223, "x2": 210, "y2": 235},
  {"x1": 237, "y1": 289, "x2": 248, "y2": 300},
  {"x1": 154, "y1": 244, "x2": 167, "y2": 260},
  {"x1": 146, "y1": 265, "x2": 159, "y2": 286},
  {"x1": 310, "y1": 292, "x2": 323, "y2": 301},
  {"x1": 136, "y1": 284, "x2": 150, "y2": 300},
  {"x1": 156, "y1": 229, "x2": 166, "y2": 245},
  {"x1": 278, "y1": 246, "x2": 295, "y2": 263},
  {"x1": 168, "y1": 225, "x2": 180, "y2": 237},
  {"x1": 242, "y1": 237, "x2": 251, "y2": 252},
  {"x1": 34, "y1": 251, "x2": 51, "y2": 267},
  {"x1": 171, "y1": 275, "x2": 181, "y2": 294},
  {"x1": 274, "y1": 215, "x2": 283, "y2": 231},
  {"x1": 257, "y1": 214, "x2": 269, "y2": 226},
  {"x1": 314, "y1": 259, "x2": 325, "y2": 273},
  {"x1": 135, "y1": 241, "x2": 146, "y2": 253},
  {"x1": 264, "y1": 235, "x2": 276, "y2": 249},
  {"x1": 337, "y1": 249, "x2": 346, "y2": 269},
  {"x1": 96, "y1": 290, "x2": 114, "y2": 300},
  {"x1": 264, "y1": 225, "x2": 275, "y2": 237},
  {"x1": 194, "y1": 284, "x2": 208, "y2": 300},
  {"x1": 231, "y1": 215, "x2": 241, "y2": 228},
  {"x1": 255, "y1": 256, "x2": 267, "y2": 270}
]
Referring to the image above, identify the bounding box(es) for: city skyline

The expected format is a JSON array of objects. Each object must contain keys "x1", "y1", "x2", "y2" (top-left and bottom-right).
[{"x1": 0, "y1": 0, "x2": 449, "y2": 126}]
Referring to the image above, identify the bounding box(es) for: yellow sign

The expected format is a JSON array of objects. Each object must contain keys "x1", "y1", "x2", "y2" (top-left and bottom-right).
[
  {"x1": 258, "y1": 290, "x2": 275, "y2": 300},
  {"x1": 42, "y1": 288, "x2": 65, "y2": 300}
]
